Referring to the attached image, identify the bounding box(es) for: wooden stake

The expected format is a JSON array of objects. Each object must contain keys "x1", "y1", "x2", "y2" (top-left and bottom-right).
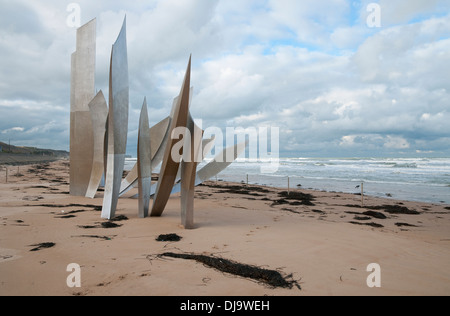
[
  {"x1": 361, "y1": 182, "x2": 364, "y2": 207},
  {"x1": 288, "y1": 176, "x2": 290, "y2": 195},
  {"x1": 246, "y1": 174, "x2": 249, "y2": 186},
  {"x1": 5, "y1": 167, "x2": 8, "y2": 183}
]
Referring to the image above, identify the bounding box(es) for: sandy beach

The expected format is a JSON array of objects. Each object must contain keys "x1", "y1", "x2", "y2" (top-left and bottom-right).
[{"x1": 0, "y1": 160, "x2": 449, "y2": 296}]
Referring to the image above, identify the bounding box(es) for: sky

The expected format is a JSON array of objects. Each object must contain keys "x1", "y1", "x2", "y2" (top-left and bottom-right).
[{"x1": 0, "y1": 0, "x2": 449, "y2": 158}]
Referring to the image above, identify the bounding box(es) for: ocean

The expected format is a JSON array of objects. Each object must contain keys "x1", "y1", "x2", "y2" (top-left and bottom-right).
[{"x1": 125, "y1": 157, "x2": 450, "y2": 204}]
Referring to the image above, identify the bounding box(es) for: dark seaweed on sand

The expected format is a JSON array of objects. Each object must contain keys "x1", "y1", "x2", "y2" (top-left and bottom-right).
[
  {"x1": 78, "y1": 225, "x2": 97, "y2": 229},
  {"x1": 101, "y1": 222, "x2": 122, "y2": 229},
  {"x1": 207, "y1": 184, "x2": 272, "y2": 197},
  {"x1": 345, "y1": 204, "x2": 420, "y2": 215},
  {"x1": 156, "y1": 252, "x2": 301, "y2": 290},
  {"x1": 66, "y1": 210, "x2": 86, "y2": 215},
  {"x1": 349, "y1": 221, "x2": 384, "y2": 228},
  {"x1": 74, "y1": 235, "x2": 113, "y2": 240},
  {"x1": 110, "y1": 215, "x2": 128, "y2": 222},
  {"x1": 208, "y1": 183, "x2": 271, "y2": 193},
  {"x1": 57, "y1": 215, "x2": 77, "y2": 219},
  {"x1": 30, "y1": 203, "x2": 102, "y2": 211},
  {"x1": 29, "y1": 242, "x2": 55, "y2": 252},
  {"x1": 156, "y1": 234, "x2": 182, "y2": 242},
  {"x1": 278, "y1": 191, "x2": 316, "y2": 206},
  {"x1": 381, "y1": 205, "x2": 420, "y2": 215},
  {"x1": 29, "y1": 164, "x2": 50, "y2": 172},
  {"x1": 271, "y1": 198, "x2": 290, "y2": 206},
  {"x1": 78, "y1": 219, "x2": 125, "y2": 229},
  {"x1": 395, "y1": 223, "x2": 419, "y2": 227},
  {"x1": 354, "y1": 216, "x2": 372, "y2": 221},
  {"x1": 362, "y1": 211, "x2": 387, "y2": 219}
]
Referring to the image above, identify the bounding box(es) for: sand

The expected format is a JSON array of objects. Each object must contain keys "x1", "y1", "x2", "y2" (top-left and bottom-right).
[{"x1": 0, "y1": 160, "x2": 449, "y2": 296}]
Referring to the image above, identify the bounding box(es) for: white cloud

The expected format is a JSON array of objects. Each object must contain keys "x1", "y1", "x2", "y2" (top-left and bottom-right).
[
  {"x1": 377, "y1": 0, "x2": 442, "y2": 25},
  {"x1": 384, "y1": 136, "x2": 410, "y2": 149},
  {"x1": 340, "y1": 135, "x2": 357, "y2": 147},
  {"x1": 268, "y1": 0, "x2": 351, "y2": 48},
  {"x1": 0, "y1": 1, "x2": 449, "y2": 156},
  {"x1": 353, "y1": 14, "x2": 450, "y2": 85},
  {"x1": 1, "y1": 127, "x2": 25, "y2": 134}
]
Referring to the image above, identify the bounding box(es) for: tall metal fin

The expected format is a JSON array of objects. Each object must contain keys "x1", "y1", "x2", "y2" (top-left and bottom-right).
[{"x1": 101, "y1": 17, "x2": 129, "y2": 219}]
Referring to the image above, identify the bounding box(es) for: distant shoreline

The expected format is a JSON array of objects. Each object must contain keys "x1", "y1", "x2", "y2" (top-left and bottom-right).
[{"x1": 0, "y1": 154, "x2": 68, "y2": 166}]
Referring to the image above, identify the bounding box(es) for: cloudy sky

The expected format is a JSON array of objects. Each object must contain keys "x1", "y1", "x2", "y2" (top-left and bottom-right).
[{"x1": 0, "y1": 0, "x2": 449, "y2": 157}]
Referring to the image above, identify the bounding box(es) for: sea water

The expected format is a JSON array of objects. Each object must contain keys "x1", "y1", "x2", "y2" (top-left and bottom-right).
[{"x1": 125, "y1": 157, "x2": 450, "y2": 204}]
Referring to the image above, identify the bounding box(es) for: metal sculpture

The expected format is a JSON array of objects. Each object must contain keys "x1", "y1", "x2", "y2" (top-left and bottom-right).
[
  {"x1": 119, "y1": 116, "x2": 171, "y2": 197},
  {"x1": 137, "y1": 99, "x2": 151, "y2": 218},
  {"x1": 70, "y1": 19, "x2": 249, "y2": 228},
  {"x1": 101, "y1": 17, "x2": 129, "y2": 220},
  {"x1": 151, "y1": 56, "x2": 191, "y2": 217},
  {"x1": 129, "y1": 136, "x2": 217, "y2": 200},
  {"x1": 170, "y1": 141, "x2": 248, "y2": 196},
  {"x1": 70, "y1": 18, "x2": 96, "y2": 196},
  {"x1": 85, "y1": 91, "x2": 108, "y2": 198},
  {"x1": 180, "y1": 116, "x2": 204, "y2": 229}
]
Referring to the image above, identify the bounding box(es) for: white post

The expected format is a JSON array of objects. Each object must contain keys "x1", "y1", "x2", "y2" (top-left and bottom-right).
[{"x1": 288, "y1": 176, "x2": 290, "y2": 195}]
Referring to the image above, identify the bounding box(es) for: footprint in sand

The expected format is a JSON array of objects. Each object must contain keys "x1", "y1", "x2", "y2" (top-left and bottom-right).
[{"x1": 0, "y1": 248, "x2": 22, "y2": 263}]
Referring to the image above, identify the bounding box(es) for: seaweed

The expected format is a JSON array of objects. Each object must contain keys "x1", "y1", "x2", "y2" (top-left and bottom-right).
[
  {"x1": 29, "y1": 242, "x2": 55, "y2": 252},
  {"x1": 208, "y1": 184, "x2": 272, "y2": 194},
  {"x1": 66, "y1": 210, "x2": 86, "y2": 214},
  {"x1": 381, "y1": 205, "x2": 420, "y2": 215},
  {"x1": 354, "y1": 216, "x2": 372, "y2": 221},
  {"x1": 110, "y1": 215, "x2": 128, "y2": 222},
  {"x1": 344, "y1": 204, "x2": 419, "y2": 215},
  {"x1": 395, "y1": 223, "x2": 419, "y2": 227},
  {"x1": 278, "y1": 191, "x2": 315, "y2": 206},
  {"x1": 78, "y1": 220, "x2": 124, "y2": 229},
  {"x1": 29, "y1": 203, "x2": 102, "y2": 211},
  {"x1": 208, "y1": 184, "x2": 272, "y2": 198},
  {"x1": 156, "y1": 252, "x2": 301, "y2": 290},
  {"x1": 57, "y1": 215, "x2": 76, "y2": 219},
  {"x1": 72, "y1": 235, "x2": 113, "y2": 240},
  {"x1": 281, "y1": 208, "x2": 301, "y2": 214},
  {"x1": 101, "y1": 222, "x2": 122, "y2": 229},
  {"x1": 362, "y1": 211, "x2": 387, "y2": 219},
  {"x1": 271, "y1": 199, "x2": 290, "y2": 206},
  {"x1": 349, "y1": 221, "x2": 384, "y2": 228},
  {"x1": 156, "y1": 234, "x2": 182, "y2": 242}
]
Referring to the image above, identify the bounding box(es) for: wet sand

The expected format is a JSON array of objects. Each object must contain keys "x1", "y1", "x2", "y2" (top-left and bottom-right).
[{"x1": 1, "y1": 160, "x2": 449, "y2": 296}]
